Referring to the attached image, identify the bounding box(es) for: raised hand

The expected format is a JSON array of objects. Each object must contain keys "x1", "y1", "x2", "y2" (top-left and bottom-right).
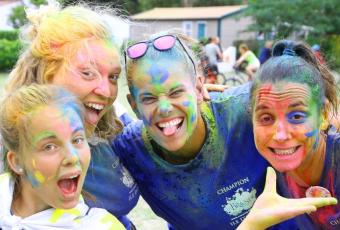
[{"x1": 237, "y1": 167, "x2": 338, "y2": 230}]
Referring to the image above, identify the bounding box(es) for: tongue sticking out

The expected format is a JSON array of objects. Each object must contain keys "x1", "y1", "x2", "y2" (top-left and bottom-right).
[
  {"x1": 85, "y1": 108, "x2": 99, "y2": 125},
  {"x1": 58, "y1": 178, "x2": 77, "y2": 195},
  {"x1": 163, "y1": 126, "x2": 177, "y2": 136}
]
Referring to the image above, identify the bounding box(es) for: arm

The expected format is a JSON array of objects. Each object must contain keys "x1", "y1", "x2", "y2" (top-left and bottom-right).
[
  {"x1": 235, "y1": 52, "x2": 247, "y2": 67},
  {"x1": 237, "y1": 167, "x2": 338, "y2": 230}
]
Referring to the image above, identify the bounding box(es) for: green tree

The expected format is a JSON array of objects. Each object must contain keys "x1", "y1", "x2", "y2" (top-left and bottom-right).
[
  {"x1": 247, "y1": 0, "x2": 340, "y2": 38},
  {"x1": 247, "y1": 0, "x2": 340, "y2": 69}
]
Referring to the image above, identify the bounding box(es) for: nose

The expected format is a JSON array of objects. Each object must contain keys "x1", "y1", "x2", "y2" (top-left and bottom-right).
[
  {"x1": 158, "y1": 98, "x2": 173, "y2": 117},
  {"x1": 273, "y1": 121, "x2": 291, "y2": 141},
  {"x1": 62, "y1": 144, "x2": 80, "y2": 166},
  {"x1": 94, "y1": 78, "x2": 114, "y2": 98}
]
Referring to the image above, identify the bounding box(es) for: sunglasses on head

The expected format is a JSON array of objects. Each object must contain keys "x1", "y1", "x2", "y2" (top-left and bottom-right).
[{"x1": 125, "y1": 34, "x2": 196, "y2": 74}]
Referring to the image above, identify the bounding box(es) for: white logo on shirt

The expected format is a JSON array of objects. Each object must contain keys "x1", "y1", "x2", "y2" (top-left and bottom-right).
[{"x1": 222, "y1": 188, "x2": 257, "y2": 216}]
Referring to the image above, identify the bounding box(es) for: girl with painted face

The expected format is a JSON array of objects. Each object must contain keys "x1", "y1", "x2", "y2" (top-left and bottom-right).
[
  {"x1": 5, "y1": 3, "x2": 139, "y2": 229},
  {"x1": 111, "y1": 32, "x2": 336, "y2": 229},
  {"x1": 251, "y1": 40, "x2": 340, "y2": 229},
  {"x1": 0, "y1": 84, "x2": 124, "y2": 229}
]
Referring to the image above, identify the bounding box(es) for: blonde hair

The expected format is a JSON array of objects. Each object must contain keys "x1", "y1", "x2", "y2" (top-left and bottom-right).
[
  {"x1": 239, "y1": 43, "x2": 249, "y2": 52},
  {"x1": 6, "y1": 2, "x2": 123, "y2": 139},
  {"x1": 0, "y1": 84, "x2": 84, "y2": 197}
]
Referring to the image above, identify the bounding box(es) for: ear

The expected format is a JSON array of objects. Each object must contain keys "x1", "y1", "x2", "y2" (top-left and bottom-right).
[
  {"x1": 320, "y1": 100, "x2": 330, "y2": 131},
  {"x1": 7, "y1": 151, "x2": 24, "y2": 175},
  {"x1": 195, "y1": 76, "x2": 205, "y2": 104},
  {"x1": 127, "y1": 94, "x2": 141, "y2": 119}
]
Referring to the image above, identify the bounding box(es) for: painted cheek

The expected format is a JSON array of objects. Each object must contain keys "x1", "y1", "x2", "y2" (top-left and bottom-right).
[
  {"x1": 182, "y1": 94, "x2": 197, "y2": 134},
  {"x1": 305, "y1": 129, "x2": 319, "y2": 150},
  {"x1": 31, "y1": 159, "x2": 46, "y2": 185},
  {"x1": 26, "y1": 169, "x2": 41, "y2": 188}
]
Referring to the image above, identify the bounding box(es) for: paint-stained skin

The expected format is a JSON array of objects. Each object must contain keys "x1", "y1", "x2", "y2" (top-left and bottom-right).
[
  {"x1": 130, "y1": 56, "x2": 199, "y2": 152},
  {"x1": 252, "y1": 82, "x2": 323, "y2": 173},
  {"x1": 52, "y1": 39, "x2": 121, "y2": 132},
  {"x1": 20, "y1": 104, "x2": 90, "y2": 211}
]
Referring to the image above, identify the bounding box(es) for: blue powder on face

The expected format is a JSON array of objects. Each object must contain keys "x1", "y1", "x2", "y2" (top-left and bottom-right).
[{"x1": 148, "y1": 63, "x2": 169, "y2": 84}]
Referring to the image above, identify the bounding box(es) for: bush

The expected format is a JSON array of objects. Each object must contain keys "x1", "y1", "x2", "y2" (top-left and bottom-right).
[
  {"x1": 0, "y1": 30, "x2": 19, "y2": 40},
  {"x1": 0, "y1": 39, "x2": 21, "y2": 72}
]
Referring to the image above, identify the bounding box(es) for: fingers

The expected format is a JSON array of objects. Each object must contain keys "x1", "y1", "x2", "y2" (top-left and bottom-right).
[
  {"x1": 293, "y1": 197, "x2": 338, "y2": 208},
  {"x1": 263, "y1": 167, "x2": 277, "y2": 193},
  {"x1": 269, "y1": 205, "x2": 317, "y2": 224},
  {"x1": 204, "y1": 84, "x2": 227, "y2": 92}
]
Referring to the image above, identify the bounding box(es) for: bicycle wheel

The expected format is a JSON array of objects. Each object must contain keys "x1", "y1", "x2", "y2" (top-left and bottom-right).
[{"x1": 216, "y1": 73, "x2": 227, "y2": 85}]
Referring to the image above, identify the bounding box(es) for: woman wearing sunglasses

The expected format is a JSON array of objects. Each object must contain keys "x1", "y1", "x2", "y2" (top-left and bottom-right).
[
  {"x1": 5, "y1": 3, "x2": 139, "y2": 229},
  {"x1": 112, "y1": 32, "x2": 336, "y2": 229}
]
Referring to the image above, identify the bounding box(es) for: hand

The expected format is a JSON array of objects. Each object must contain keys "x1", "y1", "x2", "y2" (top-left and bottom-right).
[
  {"x1": 196, "y1": 76, "x2": 228, "y2": 101},
  {"x1": 237, "y1": 167, "x2": 338, "y2": 230}
]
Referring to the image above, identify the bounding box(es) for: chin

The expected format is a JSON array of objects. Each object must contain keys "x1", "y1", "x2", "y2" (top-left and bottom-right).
[{"x1": 271, "y1": 161, "x2": 300, "y2": 173}]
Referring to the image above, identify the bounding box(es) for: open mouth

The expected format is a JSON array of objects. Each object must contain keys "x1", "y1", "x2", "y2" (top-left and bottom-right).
[
  {"x1": 84, "y1": 103, "x2": 105, "y2": 124},
  {"x1": 57, "y1": 174, "x2": 80, "y2": 195},
  {"x1": 156, "y1": 118, "x2": 184, "y2": 136},
  {"x1": 269, "y1": 146, "x2": 300, "y2": 156}
]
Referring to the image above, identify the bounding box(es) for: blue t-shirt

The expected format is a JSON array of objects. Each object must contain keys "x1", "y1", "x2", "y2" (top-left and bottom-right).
[
  {"x1": 277, "y1": 130, "x2": 340, "y2": 229},
  {"x1": 83, "y1": 140, "x2": 139, "y2": 228},
  {"x1": 112, "y1": 83, "x2": 281, "y2": 229}
]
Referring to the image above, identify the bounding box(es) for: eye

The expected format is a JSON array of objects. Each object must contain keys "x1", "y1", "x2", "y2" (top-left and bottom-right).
[
  {"x1": 73, "y1": 136, "x2": 85, "y2": 146},
  {"x1": 287, "y1": 111, "x2": 307, "y2": 124},
  {"x1": 141, "y1": 96, "x2": 157, "y2": 105},
  {"x1": 80, "y1": 69, "x2": 97, "y2": 80},
  {"x1": 169, "y1": 89, "x2": 184, "y2": 98},
  {"x1": 258, "y1": 113, "x2": 274, "y2": 125},
  {"x1": 43, "y1": 143, "x2": 58, "y2": 152},
  {"x1": 109, "y1": 74, "x2": 119, "y2": 84}
]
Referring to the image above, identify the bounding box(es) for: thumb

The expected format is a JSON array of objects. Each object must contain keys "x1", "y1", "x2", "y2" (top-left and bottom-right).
[{"x1": 263, "y1": 167, "x2": 277, "y2": 193}]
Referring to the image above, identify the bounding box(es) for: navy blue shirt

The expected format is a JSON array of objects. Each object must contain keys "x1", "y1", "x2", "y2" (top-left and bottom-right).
[
  {"x1": 84, "y1": 140, "x2": 139, "y2": 228},
  {"x1": 111, "y1": 84, "x2": 277, "y2": 229}
]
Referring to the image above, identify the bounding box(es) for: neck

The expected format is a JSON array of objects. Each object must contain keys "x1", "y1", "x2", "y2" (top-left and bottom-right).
[
  {"x1": 161, "y1": 114, "x2": 206, "y2": 164},
  {"x1": 12, "y1": 178, "x2": 49, "y2": 218},
  {"x1": 287, "y1": 134, "x2": 327, "y2": 187}
]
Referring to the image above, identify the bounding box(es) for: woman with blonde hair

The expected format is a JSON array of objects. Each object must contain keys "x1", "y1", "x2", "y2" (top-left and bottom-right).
[
  {"x1": 5, "y1": 2, "x2": 139, "y2": 229},
  {"x1": 0, "y1": 84, "x2": 124, "y2": 229}
]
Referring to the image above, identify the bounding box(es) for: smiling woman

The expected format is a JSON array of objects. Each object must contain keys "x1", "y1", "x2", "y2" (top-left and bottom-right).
[
  {"x1": 250, "y1": 40, "x2": 340, "y2": 229},
  {"x1": 3, "y1": 2, "x2": 139, "y2": 229},
  {"x1": 0, "y1": 84, "x2": 124, "y2": 229}
]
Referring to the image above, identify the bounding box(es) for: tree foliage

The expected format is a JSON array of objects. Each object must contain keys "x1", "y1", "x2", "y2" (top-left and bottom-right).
[{"x1": 246, "y1": 0, "x2": 340, "y2": 38}]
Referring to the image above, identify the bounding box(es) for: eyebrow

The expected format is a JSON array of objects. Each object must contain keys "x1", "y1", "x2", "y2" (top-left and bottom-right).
[
  {"x1": 32, "y1": 127, "x2": 84, "y2": 145},
  {"x1": 255, "y1": 104, "x2": 270, "y2": 112},
  {"x1": 32, "y1": 131, "x2": 57, "y2": 146},
  {"x1": 288, "y1": 101, "x2": 307, "y2": 108}
]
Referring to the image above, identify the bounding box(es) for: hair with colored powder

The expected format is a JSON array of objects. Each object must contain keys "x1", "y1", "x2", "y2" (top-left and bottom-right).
[
  {"x1": 0, "y1": 84, "x2": 84, "y2": 198},
  {"x1": 6, "y1": 2, "x2": 123, "y2": 139},
  {"x1": 125, "y1": 31, "x2": 199, "y2": 96},
  {"x1": 251, "y1": 40, "x2": 338, "y2": 118}
]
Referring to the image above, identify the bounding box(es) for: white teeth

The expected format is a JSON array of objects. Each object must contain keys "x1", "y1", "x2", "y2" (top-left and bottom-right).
[
  {"x1": 85, "y1": 103, "x2": 104, "y2": 110},
  {"x1": 273, "y1": 147, "x2": 297, "y2": 155},
  {"x1": 68, "y1": 175, "x2": 78, "y2": 179},
  {"x1": 158, "y1": 118, "x2": 182, "y2": 128}
]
